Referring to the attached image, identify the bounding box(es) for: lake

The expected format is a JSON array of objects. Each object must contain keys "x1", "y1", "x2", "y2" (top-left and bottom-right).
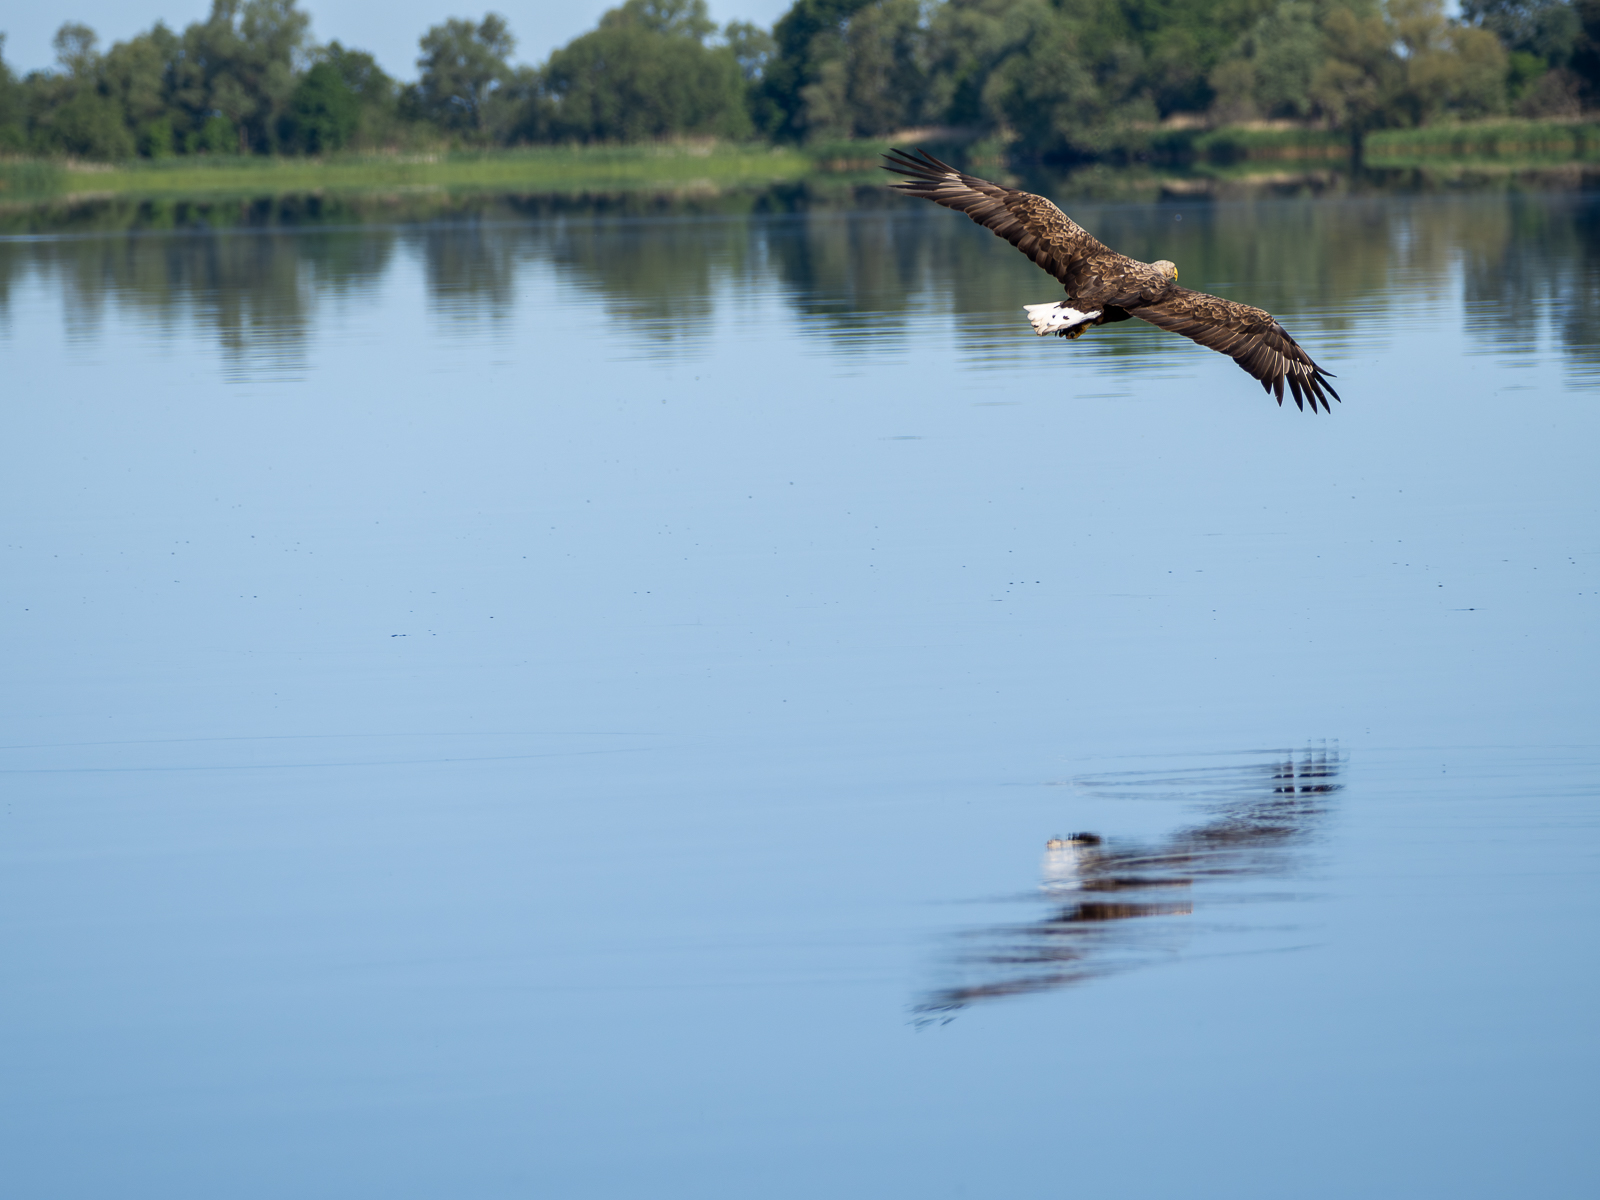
[{"x1": 2, "y1": 180, "x2": 1597, "y2": 1198}]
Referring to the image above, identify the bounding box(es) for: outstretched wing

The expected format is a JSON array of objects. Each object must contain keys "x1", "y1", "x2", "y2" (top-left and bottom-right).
[
  {"x1": 885, "y1": 147, "x2": 1341, "y2": 411},
  {"x1": 882, "y1": 147, "x2": 1111, "y2": 289},
  {"x1": 1132, "y1": 288, "x2": 1340, "y2": 413}
]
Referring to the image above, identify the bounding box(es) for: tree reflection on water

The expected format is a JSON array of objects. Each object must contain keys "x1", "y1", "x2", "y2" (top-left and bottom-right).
[
  {"x1": 5, "y1": 184, "x2": 1600, "y2": 381},
  {"x1": 913, "y1": 749, "x2": 1343, "y2": 1025}
]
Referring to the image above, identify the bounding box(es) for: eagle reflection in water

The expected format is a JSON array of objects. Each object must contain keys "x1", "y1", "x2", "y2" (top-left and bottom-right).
[{"x1": 914, "y1": 749, "x2": 1343, "y2": 1024}]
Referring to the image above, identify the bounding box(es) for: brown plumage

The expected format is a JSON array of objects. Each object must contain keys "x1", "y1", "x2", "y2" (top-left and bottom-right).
[{"x1": 883, "y1": 147, "x2": 1339, "y2": 412}]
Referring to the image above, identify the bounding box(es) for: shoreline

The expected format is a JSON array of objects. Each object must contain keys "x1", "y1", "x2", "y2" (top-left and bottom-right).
[{"x1": 4, "y1": 122, "x2": 1600, "y2": 229}]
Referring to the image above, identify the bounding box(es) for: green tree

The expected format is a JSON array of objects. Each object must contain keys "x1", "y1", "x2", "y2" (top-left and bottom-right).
[
  {"x1": 792, "y1": 0, "x2": 927, "y2": 139},
  {"x1": 918, "y1": 0, "x2": 1284, "y2": 156},
  {"x1": 760, "y1": 0, "x2": 877, "y2": 139},
  {"x1": 102, "y1": 25, "x2": 181, "y2": 157},
  {"x1": 170, "y1": 0, "x2": 311, "y2": 153},
  {"x1": 3, "y1": 6, "x2": 414, "y2": 161},
  {"x1": 724, "y1": 19, "x2": 777, "y2": 81},
  {"x1": 28, "y1": 24, "x2": 136, "y2": 159},
  {"x1": 724, "y1": 18, "x2": 778, "y2": 128},
  {"x1": 1570, "y1": 0, "x2": 1600, "y2": 99},
  {"x1": 1311, "y1": 5, "x2": 1402, "y2": 164},
  {"x1": 0, "y1": 36, "x2": 28, "y2": 151},
  {"x1": 1311, "y1": 1, "x2": 1508, "y2": 163},
  {"x1": 1462, "y1": 0, "x2": 1582, "y2": 112},
  {"x1": 977, "y1": 4, "x2": 1155, "y2": 158},
  {"x1": 54, "y1": 22, "x2": 101, "y2": 76},
  {"x1": 1208, "y1": 1, "x2": 1326, "y2": 121},
  {"x1": 1390, "y1": 0, "x2": 1508, "y2": 122},
  {"x1": 280, "y1": 60, "x2": 359, "y2": 151},
  {"x1": 413, "y1": 13, "x2": 514, "y2": 135},
  {"x1": 613, "y1": 0, "x2": 717, "y2": 37},
  {"x1": 542, "y1": 0, "x2": 752, "y2": 141},
  {"x1": 1461, "y1": 0, "x2": 1580, "y2": 63},
  {"x1": 318, "y1": 41, "x2": 403, "y2": 148},
  {"x1": 920, "y1": 0, "x2": 1057, "y2": 130},
  {"x1": 1118, "y1": 0, "x2": 1281, "y2": 117},
  {"x1": 322, "y1": 40, "x2": 395, "y2": 107},
  {"x1": 920, "y1": 0, "x2": 1183, "y2": 157}
]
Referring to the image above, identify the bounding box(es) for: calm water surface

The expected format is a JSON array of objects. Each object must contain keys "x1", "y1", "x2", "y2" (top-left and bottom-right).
[{"x1": 2, "y1": 188, "x2": 1598, "y2": 1197}]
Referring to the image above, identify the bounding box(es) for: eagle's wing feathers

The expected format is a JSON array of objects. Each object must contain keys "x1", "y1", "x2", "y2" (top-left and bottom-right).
[
  {"x1": 883, "y1": 148, "x2": 1342, "y2": 412},
  {"x1": 1132, "y1": 287, "x2": 1340, "y2": 413},
  {"x1": 882, "y1": 147, "x2": 1111, "y2": 288}
]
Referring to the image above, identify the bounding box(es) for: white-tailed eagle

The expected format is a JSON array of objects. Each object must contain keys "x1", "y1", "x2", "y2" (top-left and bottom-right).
[{"x1": 884, "y1": 148, "x2": 1339, "y2": 412}]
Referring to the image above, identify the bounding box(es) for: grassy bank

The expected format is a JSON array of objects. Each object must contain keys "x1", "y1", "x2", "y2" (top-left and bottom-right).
[
  {"x1": 5, "y1": 120, "x2": 1600, "y2": 220},
  {"x1": 0, "y1": 142, "x2": 828, "y2": 203},
  {"x1": 1161, "y1": 118, "x2": 1600, "y2": 166}
]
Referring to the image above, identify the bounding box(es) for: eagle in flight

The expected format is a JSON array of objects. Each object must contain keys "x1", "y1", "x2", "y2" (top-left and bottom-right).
[{"x1": 884, "y1": 148, "x2": 1339, "y2": 412}]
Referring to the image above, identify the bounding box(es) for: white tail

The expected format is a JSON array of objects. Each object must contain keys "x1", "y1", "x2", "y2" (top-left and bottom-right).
[{"x1": 1024, "y1": 301, "x2": 1101, "y2": 336}]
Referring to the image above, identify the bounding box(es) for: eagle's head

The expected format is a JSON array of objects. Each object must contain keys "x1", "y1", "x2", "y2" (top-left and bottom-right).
[{"x1": 1152, "y1": 259, "x2": 1178, "y2": 280}]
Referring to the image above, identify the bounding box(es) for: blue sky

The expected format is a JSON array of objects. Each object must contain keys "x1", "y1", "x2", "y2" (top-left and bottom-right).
[{"x1": 1, "y1": 0, "x2": 792, "y2": 77}]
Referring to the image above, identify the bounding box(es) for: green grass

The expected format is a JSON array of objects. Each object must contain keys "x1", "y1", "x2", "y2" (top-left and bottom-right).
[
  {"x1": 1175, "y1": 118, "x2": 1600, "y2": 166},
  {"x1": 0, "y1": 142, "x2": 830, "y2": 203},
  {"x1": 1177, "y1": 126, "x2": 1349, "y2": 164},
  {"x1": 5, "y1": 120, "x2": 1600, "y2": 216},
  {"x1": 1134, "y1": 117, "x2": 1600, "y2": 172},
  {"x1": 1368, "y1": 120, "x2": 1600, "y2": 160}
]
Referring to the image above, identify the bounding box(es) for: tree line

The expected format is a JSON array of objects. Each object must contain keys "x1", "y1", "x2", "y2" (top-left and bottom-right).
[{"x1": 2, "y1": 0, "x2": 1599, "y2": 163}]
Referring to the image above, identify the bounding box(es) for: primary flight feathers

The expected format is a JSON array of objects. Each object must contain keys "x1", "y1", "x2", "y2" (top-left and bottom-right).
[{"x1": 883, "y1": 148, "x2": 1339, "y2": 412}]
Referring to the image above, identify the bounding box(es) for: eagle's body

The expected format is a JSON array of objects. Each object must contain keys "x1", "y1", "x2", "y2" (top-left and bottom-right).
[{"x1": 884, "y1": 148, "x2": 1339, "y2": 412}]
